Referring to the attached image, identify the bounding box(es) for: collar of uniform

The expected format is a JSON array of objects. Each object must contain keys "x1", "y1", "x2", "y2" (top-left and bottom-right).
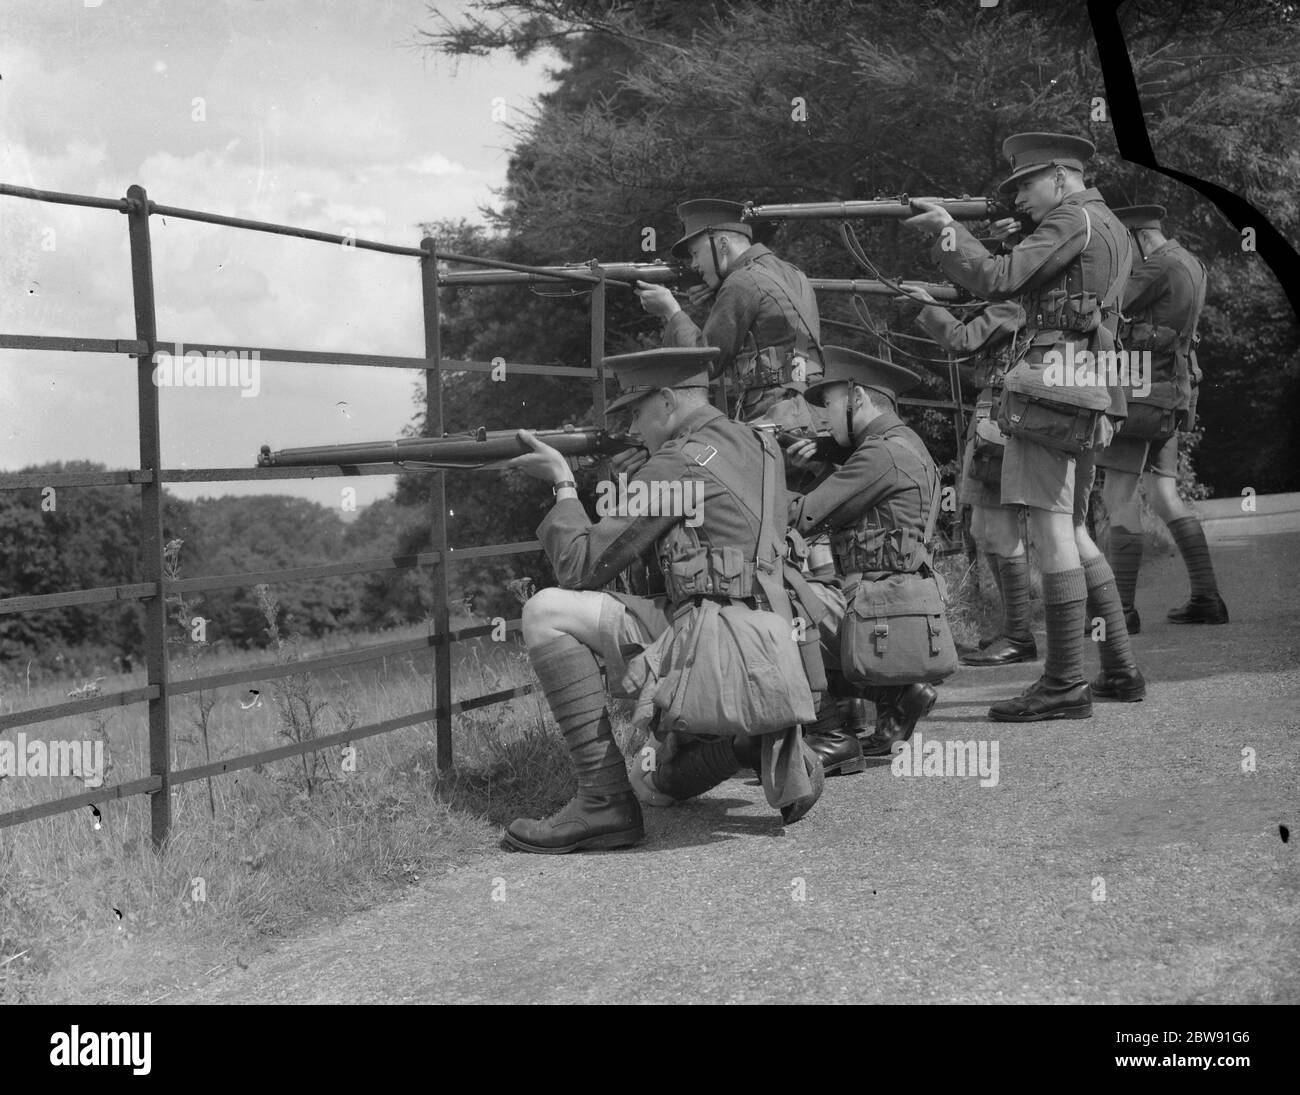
[
  {"x1": 730, "y1": 242, "x2": 773, "y2": 271},
  {"x1": 857, "y1": 408, "x2": 903, "y2": 442},
  {"x1": 1058, "y1": 186, "x2": 1104, "y2": 209},
  {"x1": 669, "y1": 402, "x2": 725, "y2": 442}
]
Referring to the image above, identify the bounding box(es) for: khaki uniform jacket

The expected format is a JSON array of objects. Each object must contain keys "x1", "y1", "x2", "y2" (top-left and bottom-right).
[
  {"x1": 1122, "y1": 239, "x2": 1207, "y2": 410},
  {"x1": 931, "y1": 187, "x2": 1133, "y2": 416},
  {"x1": 663, "y1": 243, "x2": 822, "y2": 418},
  {"x1": 538, "y1": 404, "x2": 786, "y2": 606},
  {"x1": 786, "y1": 409, "x2": 936, "y2": 574}
]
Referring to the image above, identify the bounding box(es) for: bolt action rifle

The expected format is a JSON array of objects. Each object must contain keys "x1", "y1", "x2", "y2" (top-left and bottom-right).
[{"x1": 257, "y1": 425, "x2": 642, "y2": 470}]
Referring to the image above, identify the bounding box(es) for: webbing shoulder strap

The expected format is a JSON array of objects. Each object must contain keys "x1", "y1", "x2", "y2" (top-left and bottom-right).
[
  {"x1": 882, "y1": 426, "x2": 942, "y2": 548},
  {"x1": 748, "y1": 262, "x2": 825, "y2": 357}
]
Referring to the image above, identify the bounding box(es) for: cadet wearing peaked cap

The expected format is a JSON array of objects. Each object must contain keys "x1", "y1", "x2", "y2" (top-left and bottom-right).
[
  {"x1": 785, "y1": 347, "x2": 955, "y2": 767},
  {"x1": 998, "y1": 132, "x2": 1097, "y2": 194},
  {"x1": 1112, "y1": 204, "x2": 1167, "y2": 230},
  {"x1": 604, "y1": 346, "x2": 718, "y2": 413},
  {"x1": 1097, "y1": 204, "x2": 1227, "y2": 643},
  {"x1": 670, "y1": 199, "x2": 754, "y2": 258},
  {"x1": 500, "y1": 345, "x2": 826, "y2": 853},
  {"x1": 905, "y1": 129, "x2": 1144, "y2": 721},
  {"x1": 636, "y1": 197, "x2": 827, "y2": 432}
]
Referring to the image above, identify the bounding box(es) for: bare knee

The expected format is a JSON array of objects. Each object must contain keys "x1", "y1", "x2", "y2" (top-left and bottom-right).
[
  {"x1": 1027, "y1": 509, "x2": 1079, "y2": 572},
  {"x1": 522, "y1": 586, "x2": 570, "y2": 646}
]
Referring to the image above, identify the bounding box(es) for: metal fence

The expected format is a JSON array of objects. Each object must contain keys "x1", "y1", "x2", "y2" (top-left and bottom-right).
[
  {"x1": 0, "y1": 182, "x2": 970, "y2": 847},
  {"x1": 0, "y1": 181, "x2": 618, "y2": 846}
]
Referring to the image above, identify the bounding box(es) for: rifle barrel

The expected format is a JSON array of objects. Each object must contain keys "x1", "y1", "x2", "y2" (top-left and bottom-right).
[
  {"x1": 438, "y1": 262, "x2": 691, "y2": 288},
  {"x1": 258, "y1": 427, "x2": 641, "y2": 469},
  {"x1": 809, "y1": 278, "x2": 966, "y2": 301},
  {"x1": 745, "y1": 198, "x2": 995, "y2": 221}
]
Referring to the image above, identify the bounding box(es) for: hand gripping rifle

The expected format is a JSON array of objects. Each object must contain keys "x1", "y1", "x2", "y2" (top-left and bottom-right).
[{"x1": 257, "y1": 425, "x2": 642, "y2": 471}]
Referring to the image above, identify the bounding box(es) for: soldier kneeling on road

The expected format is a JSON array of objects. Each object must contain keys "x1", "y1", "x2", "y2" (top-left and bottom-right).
[
  {"x1": 503, "y1": 347, "x2": 824, "y2": 854},
  {"x1": 782, "y1": 348, "x2": 958, "y2": 770}
]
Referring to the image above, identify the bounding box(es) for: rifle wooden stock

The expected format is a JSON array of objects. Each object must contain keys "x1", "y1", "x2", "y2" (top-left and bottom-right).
[
  {"x1": 257, "y1": 426, "x2": 642, "y2": 470},
  {"x1": 745, "y1": 197, "x2": 997, "y2": 221}
]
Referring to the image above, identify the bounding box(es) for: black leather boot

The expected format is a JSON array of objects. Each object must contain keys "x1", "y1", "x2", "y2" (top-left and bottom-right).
[
  {"x1": 988, "y1": 676, "x2": 1091, "y2": 722},
  {"x1": 961, "y1": 634, "x2": 1038, "y2": 667},
  {"x1": 1091, "y1": 666, "x2": 1146, "y2": 702},
  {"x1": 503, "y1": 791, "x2": 644, "y2": 854},
  {"x1": 1167, "y1": 594, "x2": 1229, "y2": 625},
  {"x1": 859, "y1": 683, "x2": 937, "y2": 757},
  {"x1": 804, "y1": 727, "x2": 866, "y2": 776}
]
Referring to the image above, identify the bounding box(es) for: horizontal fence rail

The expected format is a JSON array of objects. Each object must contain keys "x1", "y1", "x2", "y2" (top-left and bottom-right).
[{"x1": 0, "y1": 180, "x2": 971, "y2": 842}]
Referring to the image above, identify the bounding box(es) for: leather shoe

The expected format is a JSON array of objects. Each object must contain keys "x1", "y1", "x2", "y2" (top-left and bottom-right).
[
  {"x1": 989, "y1": 677, "x2": 1091, "y2": 722},
  {"x1": 503, "y1": 790, "x2": 644, "y2": 854},
  {"x1": 859, "y1": 683, "x2": 937, "y2": 757},
  {"x1": 1090, "y1": 666, "x2": 1146, "y2": 702},
  {"x1": 960, "y1": 634, "x2": 1038, "y2": 667},
  {"x1": 1123, "y1": 606, "x2": 1141, "y2": 634},
  {"x1": 1167, "y1": 594, "x2": 1228, "y2": 625},
  {"x1": 804, "y1": 727, "x2": 866, "y2": 776},
  {"x1": 956, "y1": 635, "x2": 998, "y2": 658},
  {"x1": 780, "y1": 739, "x2": 825, "y2": 825}
]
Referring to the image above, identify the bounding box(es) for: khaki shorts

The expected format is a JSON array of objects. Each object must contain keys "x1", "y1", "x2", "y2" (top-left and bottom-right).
[
  {"x1": 1000, "y1": 434, "x2": 1076, "y2": 515},
  {"x1": 1096, "y1": 432, "x2": 1178, "y2": 479},
  {"x1": 998, "y1": 435, "x2": 1097, "y2": 520},
  {"x1": 597, "y1": 592, "x2": 671, "y2": 698}
]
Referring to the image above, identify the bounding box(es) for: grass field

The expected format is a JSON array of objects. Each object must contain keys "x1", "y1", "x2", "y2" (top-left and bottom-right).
[{"x1": 0, "y1": 551, "x2": 1016, "y2": 1003}]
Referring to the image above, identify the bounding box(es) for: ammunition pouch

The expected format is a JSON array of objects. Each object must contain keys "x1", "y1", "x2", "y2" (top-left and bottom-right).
[
  {"x1": 839, "y1": 570, "x2": 958, "y2": 688},
  {"x1": 1033, "y1": 289, "x2": 1102, "y2": 335},
  {"x1": 659, "y1": 545, "x2": 762, "y2": 602},
  {"x1": 996, "y1": 389, "x2": 1099, "y2": 454},
  {"x1": 831, "y1": 525, "x2": 932, "y2": 578},
  {"x1": 739, "y1": 345, "x2": 823, "y2": 394}
]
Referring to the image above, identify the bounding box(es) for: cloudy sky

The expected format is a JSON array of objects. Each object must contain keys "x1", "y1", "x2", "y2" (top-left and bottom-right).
[{"x1": 0, "y1": 0, "x2": 555, "y2": 508}]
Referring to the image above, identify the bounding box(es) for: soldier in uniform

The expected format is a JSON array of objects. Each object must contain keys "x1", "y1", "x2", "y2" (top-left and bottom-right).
[
  {"x1": 502, "y1": 347, "x2": 823, "y2": 854},
  {"x1": 635, "y1": 198, "x2": 825, "y2": 433},
  {"x1": 636, "y1": 197, "x2": 869, "y2": 770},
  {"x1": 783, "y1": 348, "x2": 947, "y2": 760},
  {"x1": 906, "y1": 132, "x2": 1145, "y2": 720},
  {"x1": 1098, "y1": 204, "x2": 1227, "y2": 645},
  {"x1": 910, "y1": 290, "x2": 1039, "y2": 667}
]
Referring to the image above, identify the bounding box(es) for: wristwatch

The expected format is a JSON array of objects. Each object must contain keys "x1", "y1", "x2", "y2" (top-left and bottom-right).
[{"x1": 552, "y1": 479, "x2": 576, "y2": 496}]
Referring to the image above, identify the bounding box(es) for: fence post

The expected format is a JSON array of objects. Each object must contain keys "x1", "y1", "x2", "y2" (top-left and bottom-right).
[
  {"x1": 125, "y1": 184, "x2": 172, "y2": 848},
  {"x1": 420, "y1": 238, "x2": 454, "y2": 772},
  {"x1": 590, "y1": 273, "x2": 606, "y2": 426}
]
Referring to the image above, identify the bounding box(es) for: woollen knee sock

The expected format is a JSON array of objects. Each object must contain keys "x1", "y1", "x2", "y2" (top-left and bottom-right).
[{"x1": 529, "y1": 634, "x2": 628, "y2": 796}]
